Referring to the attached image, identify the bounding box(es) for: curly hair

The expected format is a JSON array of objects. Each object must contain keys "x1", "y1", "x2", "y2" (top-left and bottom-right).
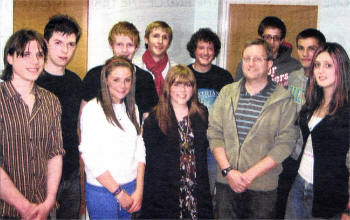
[{"x1": 186, "y1": 28, "x2": 221, "y2": 59}]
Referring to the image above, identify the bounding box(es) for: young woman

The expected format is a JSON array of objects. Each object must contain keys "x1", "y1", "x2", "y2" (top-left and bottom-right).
[
  {"x1": 140, "y1": 64, "x2": 213, "y2": 219},
  {"x1": 79, "y1": 56, "x2": 145, "y2": 219},
  {"x1": 285, "y1": 42, "x2": 350, "y2": 219}
]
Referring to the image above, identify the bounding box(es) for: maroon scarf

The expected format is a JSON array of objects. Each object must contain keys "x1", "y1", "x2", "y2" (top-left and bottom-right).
[{"x1": 142, "y1": 49, "x2": 168, "y2": 96}]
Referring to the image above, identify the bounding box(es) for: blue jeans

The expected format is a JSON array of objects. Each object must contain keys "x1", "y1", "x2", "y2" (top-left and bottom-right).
[
  {"x1": 85, "y1": 180, "x2": 136, "y2": 219},
  {"x1": 207, "y1": 148, "x2": 217, "y2": 195},
  {"x1": 285, "y1": 174, "x2": 314, "y2": 219},
  {"x1": 216, "y1": 182, "x2": 277, "y2": 219}
]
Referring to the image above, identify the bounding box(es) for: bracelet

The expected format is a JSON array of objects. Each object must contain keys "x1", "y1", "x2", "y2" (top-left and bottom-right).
[{"x1": 112, "y1": 187, "x2": 123, "y2": 197}]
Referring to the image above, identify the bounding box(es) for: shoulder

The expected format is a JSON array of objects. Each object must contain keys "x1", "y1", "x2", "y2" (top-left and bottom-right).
[
  {"x1": 212, "y1": 65, "x2": 233, "y2": 79},
  {"x1": 65, "y1": 69, "x2": 83, "y2": 82},
  {"x1": 220, "y1": 80, "x2": 239, "y2": 94},
  {"x1": 270, "y1": 83, "x2": 294, "y2": 102},
  {"x1": 82, "y1": 98, "x2": 102, "y2": 114},
  {"x1": 135, "y1": 65, "x2": 152, "y2": 80},
  {"x1": 84, "y1": 65, "x2": 103, "y2": 79},
  {"x1": 37, "y1": 85, "x2": 60, "y2": 106},
  {"x1": 212, "y1": 65, "x2": 230, "y2": 74}
]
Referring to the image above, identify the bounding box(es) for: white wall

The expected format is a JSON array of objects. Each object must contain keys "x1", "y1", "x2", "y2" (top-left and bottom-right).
[
  {"x1": 0, "y1": 0, "x2": 13, "y2": 72},
  {"x1": 88, "y1": 0, "x2": 197, "y2": 70},
  {"x1": 318, "y1": 0, "x2": 350, "y2": 52}
]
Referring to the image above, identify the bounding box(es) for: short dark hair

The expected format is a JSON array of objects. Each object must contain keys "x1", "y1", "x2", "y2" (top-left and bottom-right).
[
  {"x1": 2, "y1": 29, "x2": 47, "y2": 81},
  {"x1": 44, "y1": 14, "x2": 81, "y2": 43},
  {"x1": 296, "y1": 28, "x2": 326, "y2": 47},
  {"x1": 258, "y1": 16, "x2": 286, "y2": 40},
  {"x1": 186, "y1": 28, "x2": 221, "y2": 58},
  {"x1": 242, "y1": 38, "x2": 274, "y2": 61}
]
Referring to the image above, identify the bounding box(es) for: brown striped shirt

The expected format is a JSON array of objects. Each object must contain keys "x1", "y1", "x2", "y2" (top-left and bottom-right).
[{"x1": 0, "y1": 81, "x2": 65, "y2": 217}]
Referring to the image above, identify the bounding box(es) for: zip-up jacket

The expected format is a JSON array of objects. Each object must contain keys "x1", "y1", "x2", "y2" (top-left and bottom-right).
[{"x1": 208, "y1": 79, "x2": 298, "y2": 191}]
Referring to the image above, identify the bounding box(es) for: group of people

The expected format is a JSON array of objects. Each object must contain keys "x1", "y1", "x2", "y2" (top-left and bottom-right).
[{"x1": 0, "y1": 13, "x2": 349, "y2": 220}]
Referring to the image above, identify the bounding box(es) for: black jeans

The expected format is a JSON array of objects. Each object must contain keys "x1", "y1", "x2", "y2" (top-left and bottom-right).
[
  {"x1": 216, "y1": 182, "x2": 277, "y2": 219},
  {"x1": 56, "y1": 168, "x2": 81, "y2": 219}
]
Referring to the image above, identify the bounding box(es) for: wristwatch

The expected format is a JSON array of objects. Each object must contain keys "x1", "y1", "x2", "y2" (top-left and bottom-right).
[{"x1": 221, "y1": 166, "x2": 233, "y2": 177}]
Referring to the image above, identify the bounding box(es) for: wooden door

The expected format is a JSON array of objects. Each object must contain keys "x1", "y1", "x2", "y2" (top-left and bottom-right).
[
  {"x1": 13, "y1": 0, "x2": 88, "y2": 78},
  {"x1": 226, "y1": 4, "x2": 318, "y2": 78}
]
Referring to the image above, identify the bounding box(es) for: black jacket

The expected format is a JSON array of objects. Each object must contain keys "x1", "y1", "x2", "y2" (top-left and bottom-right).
[
  {"x1": 140, "y1": 106, "x2": 213, "y2": 219},
  {"x1": 298, "y1": 105, "x2": 349, "y2": 218}
]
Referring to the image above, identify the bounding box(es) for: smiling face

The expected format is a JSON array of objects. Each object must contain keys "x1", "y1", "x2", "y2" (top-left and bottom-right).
[
  {"x1": 170, "y1": 78, "x2": 193, "y2": 108},
  {"x1": 110, "y1": 34, "x2": 138, "y2": 61},
  {"x1": 242, "y1": 44, "x2": 273, "y2": 82},
  {"x1": 313, "y1": 51, "x2": 336, "y2": 92},
  {"x1": 107, "y1": 66, "x2": 132, "y2": 104},
  {"x1": 46, "y1": 31, "x2": 77, "y2": 68},
  {"x1": 194, "y1": 40, "x2": 215, "y2": 70},
  {"x1": 145, "y1": 28, "x2": 170, "y2": 62},
  {"x1": 7, "y1": 40, "x2": 45, "y2": 84},
  {"x1": 297, "y1": 37, "x2": 320, "y2": 69}
]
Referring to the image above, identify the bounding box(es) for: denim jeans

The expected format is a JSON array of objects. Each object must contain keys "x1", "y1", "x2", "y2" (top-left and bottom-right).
[
  {"x1": 216, "y1": 182, "x2": 277, "y2": 219},
  {"x1": 56, "y1": 168, "x2": 81, "y2": 219},
  {"x1": 285, "y1": 174, "x2": 343, "y2": 220},
  {"x1": 207, "y1": 149, "x2": 217, "y2": 195},
  {"x1": 85, "y1": 179, "x2": 136, "y2": 219},
  {"x1": 285, "y1": 174, "x2": 314, "y2": 219}
]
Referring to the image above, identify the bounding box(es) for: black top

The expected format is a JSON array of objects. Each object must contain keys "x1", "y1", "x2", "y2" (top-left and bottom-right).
[
  {"x1": 82, "y1": 64, "x2": 158, "y2": 116},
  {"x1": 36, "y1": 69, "x2": 83, "y2": 178},
  {"x1": 298, "y1": 105, "x2": 349, "y2": 218},
  {"x1": 140, "y1": 106, "x2": 213, "y2": 219},
  {"x1": 188, "y1": 64, "x2": 233, "y2": 92},
  {"x1": 188, "y1": 64, "x2": 233, "y2": 113}
]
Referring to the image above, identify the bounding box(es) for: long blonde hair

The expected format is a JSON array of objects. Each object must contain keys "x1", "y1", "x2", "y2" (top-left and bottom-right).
[
  {"x1": 155, "y1": 64, "x2": 205, "y2": 135},
  {"x1": 97, "y1": 56, "x2": 141, "y2": 134}
]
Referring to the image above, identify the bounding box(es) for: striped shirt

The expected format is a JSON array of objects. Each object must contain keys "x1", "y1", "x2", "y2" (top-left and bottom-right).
[
  {"x1": 0, "y1": 81, "x2": 65, "y2": 217},
  {"x1": 235, "y1": 79, "x2": 276, "y2": 145}
]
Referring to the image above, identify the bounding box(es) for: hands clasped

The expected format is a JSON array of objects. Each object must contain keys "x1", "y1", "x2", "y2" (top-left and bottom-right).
[
  {"x1": 226, "y1": 170, "x2": 253, "y2": 193},
  {"x1": 116, "y1": 190, "x2": 142, "y2": 213}
]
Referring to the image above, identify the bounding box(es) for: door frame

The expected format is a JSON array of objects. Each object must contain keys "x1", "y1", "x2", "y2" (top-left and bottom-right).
[{"x1": 217, "y1": 0, "x2": 319, "y2": 69}]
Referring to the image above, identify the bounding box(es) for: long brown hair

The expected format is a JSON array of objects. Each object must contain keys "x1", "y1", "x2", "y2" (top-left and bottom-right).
[
  {"x1": 155, "y1": 64, "x2": 205, "y2": 135},
  {"x1": 97, "y1": 56, "x2": 141, "y2": 134},
  {"x1": 304, "y1": 42, "x2": 350, "y2": 117}
]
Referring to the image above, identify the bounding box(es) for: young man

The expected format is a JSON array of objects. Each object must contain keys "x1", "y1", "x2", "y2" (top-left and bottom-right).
[
  {"x1": 0, "y1": 30, "x2": 65, "y2": 220},
  {"x1": 134, "y1": 21, "x2": 176, "y2": 96},
  {"x1": 82, "y1": 21, "x2": 158, "y2": 119},
  {"x1": 186, "y1": 28, "x2": 233, "y2": 197},
  {"x1": 36, "y1": 15, "x2": 82, "y2": 219},
  {"x1": 235, "y1": 16, "x2": 301, "y2": 87},
  {"x1": 275, "y1": 28, "x2": 326, "y2": 219},
  {"x1": 208, "y1": 39, "x2": 298, "y2": 219},
  {"x1": 288, "y1": 28, "x2": 326, "y2": 111}
]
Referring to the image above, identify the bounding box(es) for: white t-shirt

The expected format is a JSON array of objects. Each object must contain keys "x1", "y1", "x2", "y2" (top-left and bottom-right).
[
  {"x1": 298, "y1": 115, "x2": 323, "y2": 184},
  {"x1": 79, "y1": 99, "x2": 145, "y2": 186}
]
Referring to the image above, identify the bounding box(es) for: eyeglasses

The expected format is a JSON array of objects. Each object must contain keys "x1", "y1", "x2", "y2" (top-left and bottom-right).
[
  {"x1": 262, "y1": 34, "x2": 282, "y2": 41},
  {"x1": 242, "y1": 57, "x2": 267, "y2": 63}
]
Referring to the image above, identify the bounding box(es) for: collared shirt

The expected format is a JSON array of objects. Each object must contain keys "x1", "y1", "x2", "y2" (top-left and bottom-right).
[
  {"x1": 0, "y1": 81, "x2": 65, "y2": 217},
  {"x1": 234, "y1": 78, "x2": 276, "y2": 145}
]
